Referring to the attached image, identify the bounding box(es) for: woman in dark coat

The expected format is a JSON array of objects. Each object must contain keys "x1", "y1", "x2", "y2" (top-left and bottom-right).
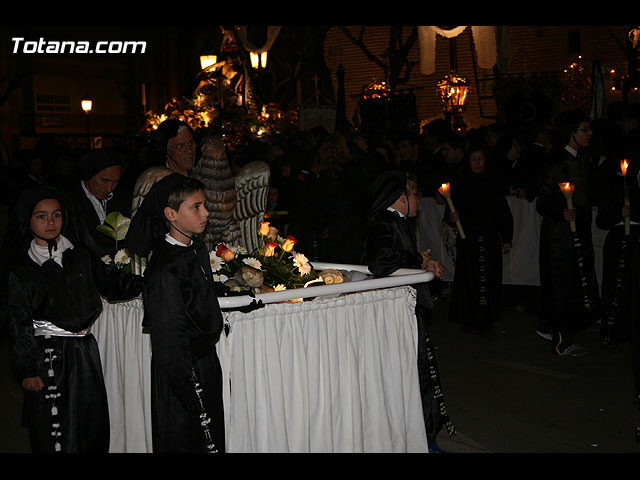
[
  {"x1": 5, "y1": 185, "x2": 142, "y2": 452},
  {"x1": 446, "y1": 145, "x2": 514, "y2": 338}
]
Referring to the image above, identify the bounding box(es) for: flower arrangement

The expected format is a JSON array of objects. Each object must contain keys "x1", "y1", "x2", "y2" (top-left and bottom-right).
[
  {"x1": 97, "y1": 211, "x2": 132, "y2": 274},
  {"x1": 210, "y1": 221, "x2": 323, "y2": 293}
]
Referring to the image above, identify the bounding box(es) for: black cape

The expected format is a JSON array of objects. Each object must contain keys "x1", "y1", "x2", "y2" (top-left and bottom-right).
[
  {"x1": 445, "y1": 167, "x2": 513, "y2": 331},
  {"x1": 6, "y1": 243, "x2": 142, "y2": 453},
  {"x1": 363, "y1": 171, "x2": 453, "y2": 447},
  {"x1": 536, "y1": 147, "x2": 601, "y2": 332},
  {"x1": 142, "y1": 237, "x2": 225, "y2": 453}
]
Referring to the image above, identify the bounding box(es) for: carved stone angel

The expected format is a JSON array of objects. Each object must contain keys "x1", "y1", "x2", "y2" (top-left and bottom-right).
[{"x1": 190, "y1": 134, "x2": 270, "y2": 252}]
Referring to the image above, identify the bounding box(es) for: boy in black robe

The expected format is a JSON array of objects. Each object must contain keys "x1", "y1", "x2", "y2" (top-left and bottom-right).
[
  {"x1": 363, "y1": 170, "x2": 454, "y2": 453},
  {"x1": 536, "y1": 109, "x2": 601, "y2": 356},
  {"x1": 5, "y1": 185, "x2": 142, "y2": 453},
  {"x1": 139, "y1": 174, "x2": 226, "y2": 453}
]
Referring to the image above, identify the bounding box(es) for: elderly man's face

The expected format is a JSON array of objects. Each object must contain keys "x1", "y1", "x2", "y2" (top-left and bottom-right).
[
  {"x1": 85, "y1": 164, "x2": 122, "y2": 200},
  {"x1": 166, "y1": 127, "x2": 196, "y2": 174}
]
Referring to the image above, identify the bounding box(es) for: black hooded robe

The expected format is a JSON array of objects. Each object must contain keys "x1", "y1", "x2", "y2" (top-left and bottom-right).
[
  {"x1": 142, "y1": 238, "x2": 225, "y2": 453},
  {"x1": 445, "y1": 167, "x2": 513, "y2": 334},
  {"x1": 363, "y1": 171, "x2": 453, "y2": 450},
  {"x1": 5, "y1": 186, "x2": 142, "y2": 453},
  {"x1": 7, "y1": 247, "x2": 142, "y2": 453},
  {"x1": 536, "y1": 147, "x2": 601, "y2": 340}
]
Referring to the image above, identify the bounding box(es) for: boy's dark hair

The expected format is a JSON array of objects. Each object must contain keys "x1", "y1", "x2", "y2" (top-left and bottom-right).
[{"x1": 166, "y1": 177, "x2": 206, "y2": 212}]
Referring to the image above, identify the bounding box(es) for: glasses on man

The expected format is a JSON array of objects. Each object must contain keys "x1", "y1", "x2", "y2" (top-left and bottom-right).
[{"x1": 168, "y1": 140, "x2": 196, "y2": 151}]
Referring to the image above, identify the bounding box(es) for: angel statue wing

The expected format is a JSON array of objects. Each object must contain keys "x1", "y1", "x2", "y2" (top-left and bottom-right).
[
  {"x1": 233, "y1": 160, "x2": 270, "y2": 252},
  {"x1": 191, "y1": 135, "x2": 241, "y2": 251}
]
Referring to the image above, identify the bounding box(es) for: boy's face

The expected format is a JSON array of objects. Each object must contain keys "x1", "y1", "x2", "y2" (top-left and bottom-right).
[
  {"x1": 406, "y1": 184, "x2": 421, "y2": 218},
  {"x1": 31, "y1": 198, "x2": 62, "y2": 246},
  {"x1": 570, "y1": 121, "x2": 592, "y2": 149},
  {"x1": 166, "y1": 190, "x2": 209, "y2": 240}
]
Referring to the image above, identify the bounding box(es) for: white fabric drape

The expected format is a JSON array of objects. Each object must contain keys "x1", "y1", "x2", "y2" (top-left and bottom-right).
[
  {"x1": 418, "y1": 25, "x2": 497, "y2": 75},
  {"x1": 234, "y1": 26, "x2": 281, "y2": 53},
  {"x1": 93, "y1": 286, "x2": 428, "y2": 453},
  {"x1": 92, "y1": 298, "x2": 153, "y2": 453}
]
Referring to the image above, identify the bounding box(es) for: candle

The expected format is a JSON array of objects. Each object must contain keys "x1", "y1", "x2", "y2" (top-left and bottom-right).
[
  {"x1": 559, "y1": 182, "x2": 576, "y2": 233},
  {"x1": 621, "y1": 159, "x2": 630, "y2": 235},
  {"x1": 438, "y1": 182, "x2": 466, "y2": 239}
]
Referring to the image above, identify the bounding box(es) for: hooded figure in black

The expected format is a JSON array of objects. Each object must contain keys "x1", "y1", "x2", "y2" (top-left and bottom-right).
[
  {"x1": 64, "y1": 148, "x2": 130, "y2": 258},
  {"x1": 137, "y1": 174, "x2": 227, "y2": 453},
  {"x1": 445, "y1": 145, "x2": 514, "y2": 338},
  {"x1": 362, "y1": 170, "x2": 454, "y2": 452},
  {"x1": 4, "y1": 185, "x2": 142, "y2": 453}
]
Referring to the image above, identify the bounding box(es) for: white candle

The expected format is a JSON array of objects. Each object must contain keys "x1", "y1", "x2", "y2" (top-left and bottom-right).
[{"x1": 621, "y1": 159, "x2": 630, "y2": 235}]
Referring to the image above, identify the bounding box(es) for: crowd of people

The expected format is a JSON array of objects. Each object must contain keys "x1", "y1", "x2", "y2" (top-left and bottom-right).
[{"x1": 0, "y1": 98, "x2": 639, "y2": 452}]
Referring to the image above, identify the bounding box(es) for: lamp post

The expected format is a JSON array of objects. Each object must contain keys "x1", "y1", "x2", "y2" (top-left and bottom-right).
[
  {"x1": 81, "y1": 92, "x2": 92, "y2": 149},
  {"x1": 250, "y1": 51, "x2": 267, "y2": 69},
  {"x1": 437, "y1": 72, "x2": 469, "y2": 133},
  {"x1": 200, "y1": 54, "x2": 217, "y2": 71}
]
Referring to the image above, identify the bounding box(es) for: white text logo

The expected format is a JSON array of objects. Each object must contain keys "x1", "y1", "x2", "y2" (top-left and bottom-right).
[{"x1": 11, "y1": 37, "x2": 147, "y2": 54}]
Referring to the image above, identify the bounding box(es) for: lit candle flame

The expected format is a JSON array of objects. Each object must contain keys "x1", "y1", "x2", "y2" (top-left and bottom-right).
[
  {"x1": 621, "y1": 159, "x2": 629, "y2": 176},
  {"x1": 438, "y1": 183, "x2": 451, "y2": 197},
  {"x1": 558, "y1": 182, "x2": 575, "y2": 197}
]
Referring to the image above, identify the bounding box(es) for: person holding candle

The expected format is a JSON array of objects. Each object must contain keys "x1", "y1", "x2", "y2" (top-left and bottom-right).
[
  {"x1": 596, "y1": 157, "x2": 640, "y2": 351},
  {"x1": 363, "y1": 170, "x2": 453, "y2": 453},
  {"x1": 536, "y1": 109, "x2": 601, "y2": 356},
  {"x1": 596, "y1": 105, "x2": 640, "y2": 353},
  {"x1": 444, "y1": 144, "x2": 513, "y2": 339}
]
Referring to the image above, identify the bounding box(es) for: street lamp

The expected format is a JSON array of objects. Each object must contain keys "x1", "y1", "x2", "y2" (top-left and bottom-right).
[
  {"x1": 200, "y1": 54, "x2": 217, "y2": 71},
  {"x1": 250, "y1": 51, "x2": 267, "y2": 69},
  {"x1": 81, "y1": 92, "x2": 92, "y2": 149},
  {"x1": 437, "y1": 72, "x2": 469, "y2": 133}
]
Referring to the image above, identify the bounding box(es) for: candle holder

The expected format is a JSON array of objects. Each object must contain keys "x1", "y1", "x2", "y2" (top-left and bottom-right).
[
  {"x1": 438, "y1": 182, "x2": 466, "y2": 239},
  {"x1": 621, "y1": 159, "x2": 630, "y2": 235},
  {"x1": 559, "y1": 182, "x2": 576, "y2": 233}
]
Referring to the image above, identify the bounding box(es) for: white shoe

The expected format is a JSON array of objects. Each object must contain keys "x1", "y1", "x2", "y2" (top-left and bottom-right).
[{"x1": 557, "y1": 344, "x2": 588, "y2": 357}]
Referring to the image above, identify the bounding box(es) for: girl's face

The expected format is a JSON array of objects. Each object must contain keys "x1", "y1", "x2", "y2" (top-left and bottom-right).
[
  {"x1": 30, "y1": 198, "x2": 62, "y2": 246},
  {"x1": 469, "y1": 150, "x2": 486, "y2": 174}
]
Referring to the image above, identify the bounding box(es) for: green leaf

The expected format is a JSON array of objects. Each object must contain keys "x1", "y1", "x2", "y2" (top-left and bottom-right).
[
  {"x1": 96, "y1": 224, "x2": 117, "y2": 240},
  {"x1": 99, "y1": 212, "x2": 131, "y2": 241}
]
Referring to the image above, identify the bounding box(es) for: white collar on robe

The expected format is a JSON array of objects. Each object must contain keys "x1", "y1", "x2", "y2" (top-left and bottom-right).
[
  {"x1": 164, "y1": 232, "x2": 191, "y2": 247},
  {"x1": 387, "y1": 206, "x2": 406, "y2": 218},
  {"x1": 28, "y1": 235, "x2": 74, "y2": 267},
  {"x1": 564, "y1": 145, "x2": 579, "y2": 158},
  {"x1": 81, "y1": 180, "x2": 113, "y2": 223}
]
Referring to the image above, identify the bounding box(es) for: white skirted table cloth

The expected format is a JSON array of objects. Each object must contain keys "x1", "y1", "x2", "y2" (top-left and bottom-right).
[{"x1": 92, "y1": 285, "x2": 429, "y2": 453}]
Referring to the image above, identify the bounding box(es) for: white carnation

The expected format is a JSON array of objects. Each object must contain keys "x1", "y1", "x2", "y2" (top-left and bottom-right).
[
  {"x1": 114, "y1": 249, "x2": 131, "y2": 265},
  {"x1": 209, "y1": 251, "x2": 223, "y2": 272},
  {"x1": 292, "y1": 253, "x2": 311, "y2": 276},
  {"x1": 242, "y1": 257, "x2": 262, "y2": 270}
]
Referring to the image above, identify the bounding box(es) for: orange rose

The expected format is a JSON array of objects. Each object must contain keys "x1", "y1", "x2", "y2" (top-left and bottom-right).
[
  {"x1": 268, "y1": 226, "x2": 278, "y2": 241},
  {"x1": 216, "y1": 244, "x2": 235, "y2": 262},
  {"x1": 264, "y1": 241, "x2": 277, "y2": 257},
  {"x1": 258, "y1": 221, "x2": 270, "y2": 236},
  {"x1": 281, "y1": 235, "x2": 297, "y2": 252}
]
